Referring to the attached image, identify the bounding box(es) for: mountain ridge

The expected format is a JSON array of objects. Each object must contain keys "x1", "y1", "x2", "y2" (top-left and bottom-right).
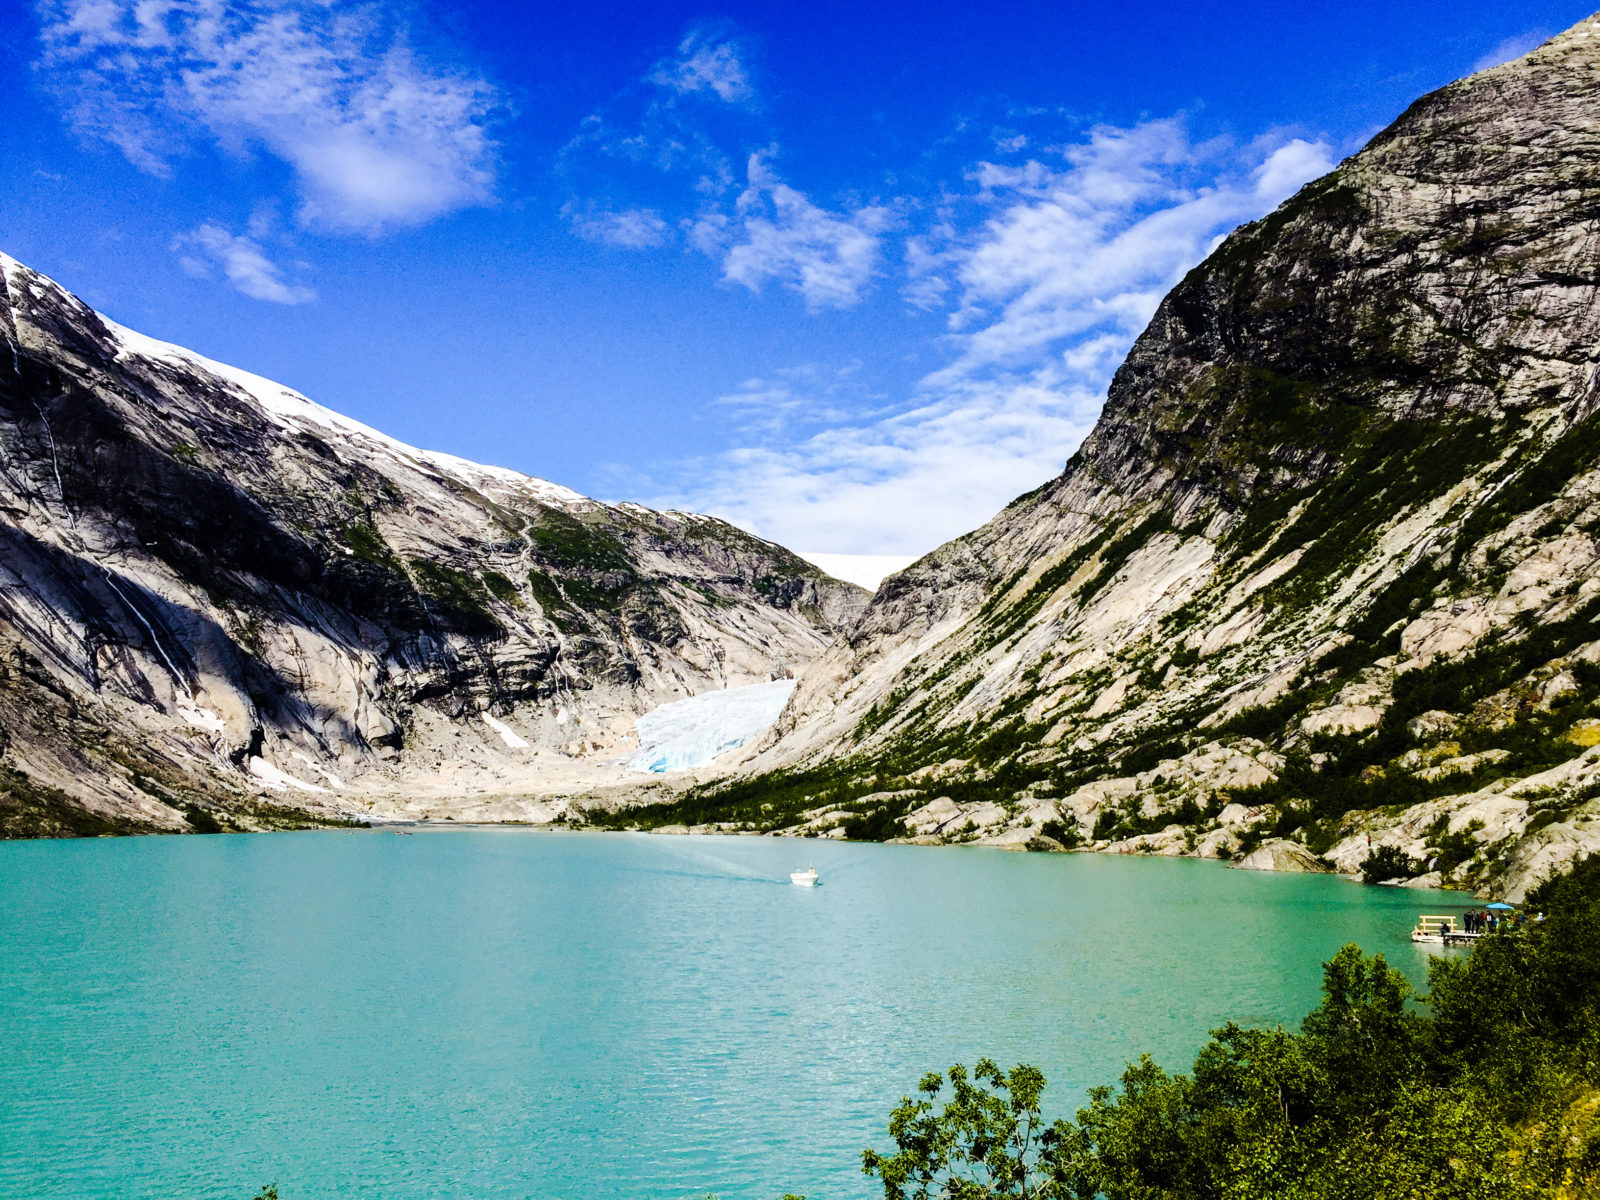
[
  {"x1": 666, "y1": 14, "x2": 1600, "y2": 899},
  {"x1": 0, "y1": 251, "x2": 865, "y2": 835}
]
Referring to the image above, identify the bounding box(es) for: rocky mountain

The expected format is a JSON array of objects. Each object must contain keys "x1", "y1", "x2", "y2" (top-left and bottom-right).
[
  {"x1": 0, "y1": 252, "x2": 865, "y2": 836},
  {"x1": 690, "y1": 16, "x2": 1600, "y2": 899}
]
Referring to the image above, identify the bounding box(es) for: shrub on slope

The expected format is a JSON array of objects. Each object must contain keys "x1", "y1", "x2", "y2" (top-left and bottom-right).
[{"x1": 863, "y1": 856, "x2": 1600, "y2": 1199}]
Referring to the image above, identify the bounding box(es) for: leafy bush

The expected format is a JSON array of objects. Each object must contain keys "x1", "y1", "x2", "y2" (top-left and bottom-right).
[
  {"x1": 1424, "y1": 818, "x2": 1484, "y2": 877},
  {"x1": 341, "y1": 521, "x2": 397, "y2": 569},
  {"x1": 1092, "y1": 799, "x2": 1205, "y2": 844},
  {"x1": 839, "y1": 802, "x2": 916, "y2": 843},
  {"x1": 527, "y1": 510, "x2": 630, "y2": 571},
  {"x1": 1360, "y1": 843, "x2": 1420, "y2": 883},
  {"x1": 860, "y1": 854, "x2": 1600, "y2": 1199},
  {"x1": 1231, "y1": 824, "x2": 1264, "y2": 859},
  {"x1": 406, "y1": 557, "x2": 501, "y2": 636},
  {"x1": 863, "y1": 1060, "x2": 1069, "y2": 1199},
  {"x1": 182, "y1": 802, "x2": 224, "y2": 834},
  {"x1": 1036, "y1": 819, "x2": 1082, "y2": 849},
  {"x1": 481, "y1": 569, "x2": 524, "y2": 608}
]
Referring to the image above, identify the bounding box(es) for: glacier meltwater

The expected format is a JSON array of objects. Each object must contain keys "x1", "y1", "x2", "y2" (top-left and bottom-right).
[{"x1": 627, "y1": 679, "x2": 796, "y2": 773}]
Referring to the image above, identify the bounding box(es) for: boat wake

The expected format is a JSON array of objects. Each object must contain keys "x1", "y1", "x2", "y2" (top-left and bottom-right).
[{"x1": 628, "y1": 834, "x2": 792, "y2": 885}]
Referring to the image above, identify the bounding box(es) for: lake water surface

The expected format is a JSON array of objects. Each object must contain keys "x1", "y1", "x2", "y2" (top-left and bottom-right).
[{"x1": 0, "y1": 830, "x2": 1462, "y2": 1200}]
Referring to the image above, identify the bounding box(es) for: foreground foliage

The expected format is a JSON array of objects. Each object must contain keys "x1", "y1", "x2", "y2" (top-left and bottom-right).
[{"x1": 863, "y1": 856, "x2": 1600, "y2": 1198}]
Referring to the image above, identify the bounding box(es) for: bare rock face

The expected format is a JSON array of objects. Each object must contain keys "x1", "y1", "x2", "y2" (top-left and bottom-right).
[
  {"x1": 1499, "y1": 820, "x2": 1600, "y2": 902},
  {"x1": 895, "y1": 796, "x2": 1007, "y2": 842},
  {"x1": 1232, "y1": 841, "x2": 1329, "y2": 874},
  {"x1": 1105, "y1": 825, "x2": 1190, "y2": 857},
  {"x1": 1301, "y1": 705, "x2": 1384, "y2": 738},
  {"x1": 0, "y1": 254, "x2": 865, "y2": 834},
  {"x1": 712, "y1": 15, "x2": 1600, "y2": 894}
]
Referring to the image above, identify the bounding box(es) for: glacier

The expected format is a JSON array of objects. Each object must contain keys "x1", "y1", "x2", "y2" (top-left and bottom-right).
[{"x1": 627, "y1": 680, "x2": 797, "y2": 773}]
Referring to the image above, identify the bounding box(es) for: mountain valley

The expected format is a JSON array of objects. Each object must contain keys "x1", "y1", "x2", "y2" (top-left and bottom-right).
[{"x1": 9, "y1": 19, "x2": 1600, "y2": 902}]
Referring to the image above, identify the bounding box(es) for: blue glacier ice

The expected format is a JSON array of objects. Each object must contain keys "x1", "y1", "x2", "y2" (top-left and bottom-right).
[{"x1": 627, "y1": 679, "x2": 797, "y2": 773}]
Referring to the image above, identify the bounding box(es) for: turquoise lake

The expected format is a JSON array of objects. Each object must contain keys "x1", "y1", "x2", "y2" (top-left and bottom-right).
[{"x1": 0, "y1": 830, "x2": 1464, "y2": 1199}]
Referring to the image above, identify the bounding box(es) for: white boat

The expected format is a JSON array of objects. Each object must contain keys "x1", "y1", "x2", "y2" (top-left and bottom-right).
[{"x1": 790, "y1": 866, "x2": 818, "y2": 887}]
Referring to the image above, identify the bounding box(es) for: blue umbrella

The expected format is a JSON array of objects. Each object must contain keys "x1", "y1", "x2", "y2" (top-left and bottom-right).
[{"x1": 1486, "y1": 902, "x2": 1515, "y2": 910}]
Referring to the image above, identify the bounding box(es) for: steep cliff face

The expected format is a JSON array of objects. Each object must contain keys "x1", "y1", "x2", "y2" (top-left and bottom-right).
[
  {"x1": 0, "y1": 254, "x2": 865, "y2": 835},
  {"x1": 715, "y1": 16, "x2": 1600, "y2": 896}
]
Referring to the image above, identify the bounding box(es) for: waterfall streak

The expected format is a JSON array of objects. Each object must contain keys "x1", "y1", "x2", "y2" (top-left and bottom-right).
[
  {"x1": 101, "y1": 569, "x2": 188, "y2": 694},
  {"x1": 31, "y1": 400, "x2": 71, "y2": 527}
]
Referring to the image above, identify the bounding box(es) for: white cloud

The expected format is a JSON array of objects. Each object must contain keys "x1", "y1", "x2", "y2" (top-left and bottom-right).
[
  {"x1": 649, "y1": 118, "x2": 1337, "y2": 555},
  {"x1": 694, "y1": 152, "x2": 894, "y2": 310},
  {"x1": 173, "y1": 222, "x2": 315, "y2": 304},
  {"x1": 647, "y1": 363, "x2": 1105, "y2": 555},
  {"x1": 930, "y1": 121, "x2": 1336, "y2": 380},
  {"x1": 559, "y1": 20, "x2": 754, "y2": 202},
  {"x1": 795, "y1": 552, "x2": 916, "y2": 591},
  {"x1": 649, "y1": 26, "x2": 753, "y2": 104},
  {"x1": 1473, "y1": 29, "x2": 1549, "y2": 73},
  {"x1": 37, "y1": 0, "x2": 500, "y2": 233},
  {"x1": 566, "y1": 105, "x2": 735, "y2": 190},
  {"x1": 708, "y1": 364, "x2": 879, "y2": 437},
  {"x1": 565, "y1": 20, "x2": 893, "y2": 313},
  {"x1": 565, "y1": 204, "x2": 669, "y2": 248}
]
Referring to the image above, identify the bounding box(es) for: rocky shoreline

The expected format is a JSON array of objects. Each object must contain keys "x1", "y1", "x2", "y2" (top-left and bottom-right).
[{"x1": 623, "y1": 718, "x2": 1600, "y2": 901}]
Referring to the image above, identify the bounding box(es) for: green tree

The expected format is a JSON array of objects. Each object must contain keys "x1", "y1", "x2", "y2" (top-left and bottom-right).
[
  {"x1": 1358, "y1": 844, "x2": 1419, "y2": 884},
  {"x1": 862, "y1": 873, "x2": 1600, "y2": 1200},
  {"x1": 1297, "y1": 946, "x2": 1423, "y2": 1121},
  {"x1": 862, "y1": 1058, "x2": 1074, "y2": 1198},
  {"x1": 1061, "y1": 1054, "x2": 1224, "y2": 1200}
]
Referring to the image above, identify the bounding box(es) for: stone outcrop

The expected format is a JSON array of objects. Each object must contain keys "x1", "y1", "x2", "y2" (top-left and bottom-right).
[
  {"x1": 891, "y1": 795, "x2": 1006, "y2": 843},
  {"x1": 1232, "y1": 840, "x2": 1330, "y2": 874},
  {"x1": 1499, "y1": 821, "x2": 1600, "y2": 902}
]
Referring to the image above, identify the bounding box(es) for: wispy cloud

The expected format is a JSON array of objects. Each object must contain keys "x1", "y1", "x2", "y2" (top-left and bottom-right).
[
  {"x1": 559, "y1": 21, "x2": 756, "y2": 202},
  {"x1": 173, "y1": 221, "x2": 315, "y2": 304},
  {"x1": 648, "y1": 118, "x2": 1336, "y2": 554},
  {"x1": 37, "y1": 0, "x2": 501, "y2": 234},
  {"x1": 564, "y1": 204, "x2": 669, "y2": 248},
  {"x1": 648, "y1": 363, "x2": 1107, "y2": 555},
  {"x1": 564, "y1": 106, "x2": 735, "y2": 191},
  {"x1": 1472, "y1": 29, "x2": 1549, "y2": 73},
  {"x1": 649, "y1": 25, "x2": 754, "y2": 104},
  {"x1": 927, "y1": 121, "x2": 1336, "y2": 379},
  {"x1": 565, "y1": 20, "x2": 892, "y2": 311},
  {"x1": 692, "y1": 152, "x2": 895, "y2": 310},
  {"x1": 709, "y1": 363, "x2": 881, "y2": 437}
]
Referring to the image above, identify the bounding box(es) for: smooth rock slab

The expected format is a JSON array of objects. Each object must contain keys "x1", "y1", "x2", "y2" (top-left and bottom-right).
[
  {"x1": 1231, "y1": 839, "x2": 1329, "y2": 874},
  {"x1": 1498, "y1": 819, "x2": 1600, "y2": 902},
  {"x1": 1300, "y1": 704, "x2": 1384, "y2": 737}
]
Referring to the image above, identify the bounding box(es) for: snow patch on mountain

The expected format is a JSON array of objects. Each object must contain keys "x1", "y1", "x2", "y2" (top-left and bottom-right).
[
  {"x1": 628, "y1": 679, "x2": 797, "y2": 773},
  {"x1": 101, "y1": 313, "x2": 586, "y2": 506},
  {"x1": 482, "y1": 712, "x2": 531, "y2": 750}
]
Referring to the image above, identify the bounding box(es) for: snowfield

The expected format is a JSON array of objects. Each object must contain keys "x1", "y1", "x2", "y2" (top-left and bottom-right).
[{"x1": 627, "y1": 680, "x2": 797, "y2": 773}]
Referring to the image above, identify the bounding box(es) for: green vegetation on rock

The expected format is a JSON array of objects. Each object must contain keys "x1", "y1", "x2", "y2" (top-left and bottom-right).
[
  {"x1": 0, "y1": 766, "x2": 140, "y2": 838},
  {"x1": 406, "y1": 557, "x2": 503, "y2": 636}
]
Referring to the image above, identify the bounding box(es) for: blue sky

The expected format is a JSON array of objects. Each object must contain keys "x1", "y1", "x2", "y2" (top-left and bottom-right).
[{"x1": 0, "y1": 1, "x2": 1588, "y2": 572}]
